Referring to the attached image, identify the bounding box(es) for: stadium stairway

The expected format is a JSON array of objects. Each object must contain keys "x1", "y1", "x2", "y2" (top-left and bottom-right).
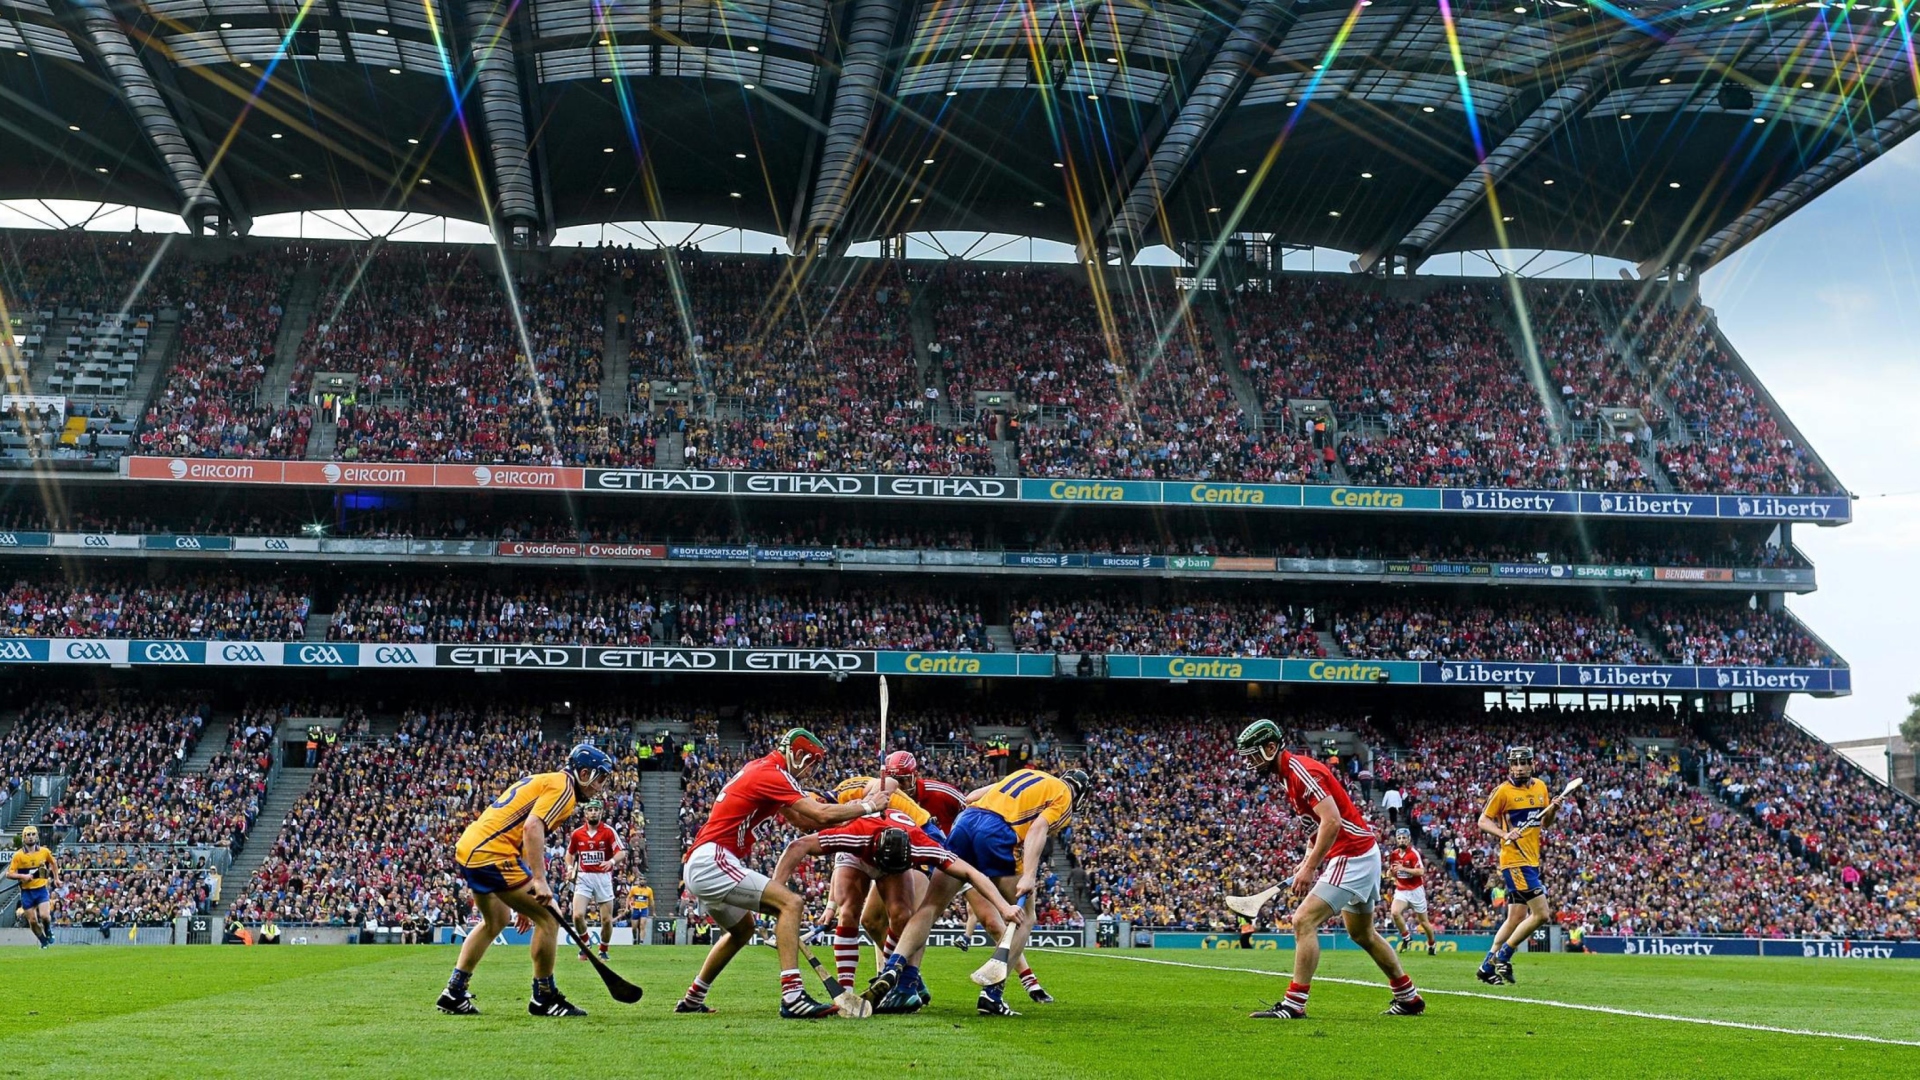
[
  {"x1": 990, "y1": 441, "x2": 1017, "y2": 476},
  {"x1": 638, "y1": 771, "x2": 684, "y2": 914},
  {"x1": 985, "y1": 625, "x2": 1017, "y2": 654},
  {"x1": 1199, "y1": 292, "x2": 1267, "y2": 432},
  {"x1": 261, "y1": 264, "x2": 321, "y2": 405},
  {"x1": 907, "y1": 285, "x2": 944, "y2": 396},
  {"x1": 304, "y1": 415, "x2": 339, "y2": 459},
  {"x1": 123, "y1": 311, "x2": 181, "y2": 419},
  {"x1": 213, "y1": 766, "x2": 316, "y2": 918},
  {"x1": 1315, "y1": 630, "x2": 1343, "y2": 657},
  {"x1": 601, "y1": 276, "x2": 630, "y2": 418},
  {"x1": 302, "y1": 611, "x2": 332, "y2": 641},
  {"x1": 180, "y1": 715, "x2": 232, "y2": 773}
]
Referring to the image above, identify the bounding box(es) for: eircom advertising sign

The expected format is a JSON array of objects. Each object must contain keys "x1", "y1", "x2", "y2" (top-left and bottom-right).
[{"x1": 1583, "y1": 937, "x2": 1920, "y2": 959}]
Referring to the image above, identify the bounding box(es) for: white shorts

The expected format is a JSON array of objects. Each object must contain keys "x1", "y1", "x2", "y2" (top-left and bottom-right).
[
  {"x1": 833, "y1": 852, "x2": 882, "y2": 880},
  {"x1": 575, "y1": 872, "x2": 615, "y2": 906},
  {"x1": 683, "y1": 842, "x2": 769, "y2": 927},
  {"x1": 1310, "y1": 846, "x2": 1382, "y2": 914},
  {"x1": 1392, "y1": 886, "x2": 1428, "y2": 914}
]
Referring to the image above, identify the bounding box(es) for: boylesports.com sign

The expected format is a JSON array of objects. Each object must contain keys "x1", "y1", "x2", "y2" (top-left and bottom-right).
[
  {"x1": 0, "y1": 639, "x2": 1849, "y2": 694},
  {"x1": 121, "y1": 457, "x2": 1851, "y2": 524}
]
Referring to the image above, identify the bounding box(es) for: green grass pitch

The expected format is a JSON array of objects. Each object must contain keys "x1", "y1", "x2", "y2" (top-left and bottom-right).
[{"x1": 1, "y1": 945, "x2": 1915, "y2": 1078}]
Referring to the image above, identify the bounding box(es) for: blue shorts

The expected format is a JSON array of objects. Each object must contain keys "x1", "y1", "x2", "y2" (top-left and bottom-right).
[
  {"x1": 19, "y1": 886, "x2": 49, "y2": 909},
  {"x1": 1502, "y1": 866, "x2": 1545, "y2": 902},
  {"x1": 458, "y1": 859, "x2": 532, "y2": 895},
  {"x1": 949, "y1": 809, "x2": 1018, "y2": 879}
]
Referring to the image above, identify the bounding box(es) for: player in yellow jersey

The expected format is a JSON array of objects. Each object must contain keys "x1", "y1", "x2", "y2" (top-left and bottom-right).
[
  {"x1": 883, "y1": 767, "x2": 1089, "y2": 1016},
  {"x1": 7, "y1": 826, "x2": 57, "y2": 949},
  {"x1": 1475, "y1": 746, "x2": 1569, "y2": 985},
  {"x1": 436, "y1": 743, "x2": 614, "y2": 1018}
]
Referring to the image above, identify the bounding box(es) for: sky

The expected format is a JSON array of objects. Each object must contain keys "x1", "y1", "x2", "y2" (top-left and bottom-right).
[{"x1": 1700, "y1": 134, "x2": 1920, "y2": 744}]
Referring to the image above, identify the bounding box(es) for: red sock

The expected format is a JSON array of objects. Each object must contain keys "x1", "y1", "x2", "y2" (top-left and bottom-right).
[
  {"x1": 1285, "y1": 981, "x2": 1311, "y2": 1008},
  {"x1": 833, "y1": 925, "x2": 860, "y2": 988},
  {"x1": 1390, "y1": 974, "x2": 1418, "y2": 1001},
  {"x1": 1019, "y1": 966, "x2": 1041, "y2": 990},
  {"x1": 780, "y1": 970, "x2": 804, "y2": 1000}
]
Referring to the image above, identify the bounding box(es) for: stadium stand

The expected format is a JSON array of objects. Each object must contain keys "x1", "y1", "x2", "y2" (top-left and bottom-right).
[{"x1": 0, "y1": 573, "x2": 311, "y2": 640}]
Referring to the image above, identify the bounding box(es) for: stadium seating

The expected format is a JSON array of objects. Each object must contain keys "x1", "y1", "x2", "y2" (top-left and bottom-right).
[
  {"x1": 47, "y1": 845, "x2": 220, "y2": 927},
  {"x1": 0, "y1": 573, "x2": 311, "y2": 640}
]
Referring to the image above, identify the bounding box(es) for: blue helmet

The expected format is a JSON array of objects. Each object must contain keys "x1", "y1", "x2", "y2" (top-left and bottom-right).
[{"x1": 568, "y1": 742, "x2": 616, "y2": 778}]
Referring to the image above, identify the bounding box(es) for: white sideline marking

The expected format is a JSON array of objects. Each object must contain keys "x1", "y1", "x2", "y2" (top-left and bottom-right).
[{"x1": 1042, "y1": 950, "x2": 1920, "y2": 1049}]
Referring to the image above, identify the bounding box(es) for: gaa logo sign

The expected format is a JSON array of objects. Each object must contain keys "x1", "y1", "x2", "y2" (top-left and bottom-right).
[
  {"x1": 219, "y1": 644, "x2": 269, "y2": 664},
  {"x1": 142, "y1": 642, "x2": 196, "y2": 663},
  {"x1": 0, "y1": 640, "x2": 37, "y2": 661},
  {"x1": 373, "y1": 646, "x2": 423, "y2": 665},
  {"x1": 0, "y1": 533, "x2": 17, "y2": 546},
  {"x1": 296, "y1": 645, "x2": 351, "y2": 665},
  {"x1": 174, "y1": 536, "x2": 202, "y2": 550},
  {"x1": 82, "y1": 534, "x2": 111, "y2": 547},
  {"x1": 264, "y1": 538, "x2": 291, "y2": 551},
  {"x1": 65, "y1": 641, "x2": 112, "y2": 661}
]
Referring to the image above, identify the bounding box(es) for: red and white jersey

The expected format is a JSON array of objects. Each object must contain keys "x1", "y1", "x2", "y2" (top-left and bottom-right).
[
  {"x1": 1276, "y1": 751, "x2": 1377, "y2": 859},
  {"x1": 1387, "y1": 846, "x2": 1425, "y2": 891},
  {"x1": 817, "y1": 809, "x2": 953, "y2": 870},
  {"x1": 568, "y1": 823, "x2": 624, "y2": 875},
  {"x1": 912, "y1": 777, "x2": 969, "y2": 834},
  {"x1": 687, "y1": 751, "x2": 807, "y2": 860}
]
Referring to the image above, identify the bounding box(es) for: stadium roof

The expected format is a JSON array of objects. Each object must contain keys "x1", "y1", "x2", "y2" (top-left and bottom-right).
[{"x1": 2, "y1": 0, "x2": 1916, "y2": 271}]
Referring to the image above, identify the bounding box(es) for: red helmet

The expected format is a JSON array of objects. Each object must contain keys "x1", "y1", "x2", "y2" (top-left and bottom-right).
[{"x1": 883, "y1": 750, "x2": 919, "y2": 778}]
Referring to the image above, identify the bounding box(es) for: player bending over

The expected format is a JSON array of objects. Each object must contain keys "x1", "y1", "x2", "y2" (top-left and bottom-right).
[
  {"x1": 885, "y1": 766, "x2": 1089, "y2": 1016},
  {"x1": 1235, "y1": 720, "x2": 1424, "y2": 1019},
  {"x1": 438, "y1": 743, "x2": 614, "y2": 1017},
  {"x1": 829, "y1": 753, "x2": 989, "y2": 1001},
  {"x1": 7, "y1": 826, "x2": 57, "y2": 949},
  {"x1": 567, "y1": 801, "x2": 626, "y2": 960},
  {"x1": 770, "y1": 806, "x2": 1022, "y2": 1005},
  {"x1": 678, "y1": 729, "x2": 890, "y2": 1018},
  {"x1": 1476, "y1": 746, "x2": 1566, "y2": 986},
  {"x1": 1385, "y1": 829, "x2": 1437, "y2": 955}
]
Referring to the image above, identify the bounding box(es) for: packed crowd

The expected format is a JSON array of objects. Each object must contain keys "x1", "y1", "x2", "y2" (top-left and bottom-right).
[
  {"x1": 0, "y1": 694, "x2": 267, "y2": 850},
  {"x1": 1617, "y1": 298, "x2": 1837, "y2": 495},
  {"x1": 1333, "y1": 602, "x2": 1655, "y2": 665},
  {"x1": 1391, "y1": 706, "x2": 1910, "y2": 938},
  {"x1": 228, "y1": 707, "x2": 545, "y2": 927},
  {"x1": 46, "y1": 846, "x2": 221, "y2": 927},
  {"x1": 0, "y1": 231, "x2": 178, "y2": 315},
  {"x1": 0, "y1": 573, "x2": 311, "y2": 640},
  {"x1": 0, "y1": 232, "x2": 1843, "y2": 494},
  {"x1": 935, "y1": 266, "x2": 1307, "y2": 481},
  {"x1": 1010, "y1": 598, "x2": 1324, "y2": 658},
  {"x1": 660, "y1": 258, "x2": 993, "y2": 476},
  {"x1": 1230, "y1": 279, "x2": 1623, "y2": 490},
  {"x1": 1636, "y1": 603, "x2": 1836, "y2": 668},
  {"x1": 327, "y1": 581, "x2": 990, "y2": 651},
  {"x1": 138, "y1": 252, "x2": 309, "y2": 460},
  {"x1": 1703, "y1": 715, "x2": 1918, "y2": 937}
]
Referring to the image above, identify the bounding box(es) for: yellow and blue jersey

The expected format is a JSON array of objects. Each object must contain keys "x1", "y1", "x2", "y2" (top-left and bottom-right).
[
  {"x1": 971, "y1": 769, "x2": 1074, "y2": 842},
  {"x1": 1483, "y1": 778, "x2": 1551, "y2": 870},
  {"x1": 9, "y1": 847, "x2": 53, "y2": 890},
  {"x1": 832, "y1": 775, "x2": 933, "y2": 829},
  {"x1": 456, "y1": 771, "x2": 579, "y2": 869}
]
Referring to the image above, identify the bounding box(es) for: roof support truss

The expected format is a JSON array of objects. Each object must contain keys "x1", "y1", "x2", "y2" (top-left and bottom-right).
[
  {"x1": 1391, "y1": 27, "x2": 1657, "y2": 267},
  {"x1": 69, "y1": 0, "x2": 227, "y2": 231},
  {"x1": 464, "y1": 0, "x2": 544, "y2": 239},
  {"x1": 801, "y1": 0, "x2": 905, "y2": 250},
  {"x1": 1690, "y1": 98, "x2": 1920, "y2": 274},
  {"x1": 1104, "y1": 0, "x2": 1298, "y2": 257}
]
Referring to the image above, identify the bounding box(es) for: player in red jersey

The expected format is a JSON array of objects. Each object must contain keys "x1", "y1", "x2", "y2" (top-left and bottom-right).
[
  {"x1": 1385, "y1": 828, "x2": 1437, "y2": 955},
  {"x1": 678, "y1": 728, "x2": 890, "y2": 1019},
  {"x1": 1235, "y1": 720, "x2": 1424, "y2": 1020},
  {"x1": 770, "y1": 805, "x2": 1023, "y2": 996},
  {"x1": 565, "y1": 802, "x2": 626, "y2": 961}
]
